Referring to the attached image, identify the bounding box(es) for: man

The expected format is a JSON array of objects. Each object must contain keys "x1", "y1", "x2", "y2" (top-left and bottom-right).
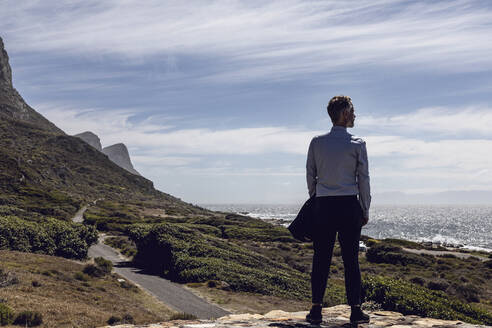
[{"x1": 305, "y1": 95, "x2": 371, "y2": 325}]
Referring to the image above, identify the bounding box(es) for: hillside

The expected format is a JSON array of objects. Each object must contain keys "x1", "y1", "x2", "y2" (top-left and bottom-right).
[
  {"x1": 0, "y1": 36, "x2": 208, "y2": 221},
  {"x1": 0, "y1": 250, "x2": 173, "y2": 327}
]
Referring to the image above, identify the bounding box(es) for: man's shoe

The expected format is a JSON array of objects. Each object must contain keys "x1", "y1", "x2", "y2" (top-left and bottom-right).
[
  {"x1": 350, "y1": 307, "x2": 370, "y2": 324},
  {"x1": 306, "y1": 305, "x2": 322, "y2": 324}
]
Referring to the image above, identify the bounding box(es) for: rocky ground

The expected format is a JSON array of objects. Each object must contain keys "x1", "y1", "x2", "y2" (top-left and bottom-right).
[{"x1": 98, "y1": 305, "x2": 490, "y2": 328}]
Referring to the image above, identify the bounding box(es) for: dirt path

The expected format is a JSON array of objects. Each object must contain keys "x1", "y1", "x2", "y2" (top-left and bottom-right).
[{"x1": 73, "y1": 206, "x2": 229, "y2": 319}]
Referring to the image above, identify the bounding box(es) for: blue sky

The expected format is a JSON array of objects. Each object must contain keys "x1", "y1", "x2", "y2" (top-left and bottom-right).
[{"x1": 2, "y1": 0, "x2": 492, "y2": 204}]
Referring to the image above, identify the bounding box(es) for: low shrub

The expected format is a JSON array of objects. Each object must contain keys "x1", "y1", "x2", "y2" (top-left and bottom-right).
[
  {"x1": 362, "y1": 275, "x2": 492, "y2": 325},
  {"x1": 381, "y1": 238, "x2": 423, "y2": 249},
  {"x1": 169, "y1": 312, "x2": 198, "y2": 320},
  {"x1": 222, "y1": 226, "x2": 295, "y2": 242},
  {"x1": 365, "y1": 239, "x2": 380, "y2": 247},
  {"x1": 427, "y1": 280, "x2": 449, "y2": 291},
  {"x1": 409, "y1": 277, "x2": 425, "y2": 286},
  {"x1": 122, "y1": 314, "x2": 135, "y2": 324},
  {"x1": 0, "y1": 216, "x2": 98, "y2": 259},
  {"x1": 366, "y1": 244, "x2": 433, "y2": 266},
  {"x1": 82, "y1": 257, "x2": 112, "y2": 278},
  {"x1": 0, "y1": 269, "x2": 19, "y2": 287},
  {"x1": 107, "y1": 315, "x2": 121, "y2": 325},
  {"x1": 106, "y1": 313, "x2": 135, "y2": 325},
  {"x1": 74, "y1": 272, "x2": 90, "y2": 281},
  {"x1": 0, "y1": 303, "x2": 14, "y2": 325},
  {"x1": 83, "y1": 264, "x2": 105, "y2": 278},
  {"x1": 453, "y1": 283, "x2": 481, "y2": 303},
  {"x1": 94, "y1": 257, "x2": 113, "y2": 275},
  {"x1": 13, "y1": 311, "x2": 43, "y2": 327}
]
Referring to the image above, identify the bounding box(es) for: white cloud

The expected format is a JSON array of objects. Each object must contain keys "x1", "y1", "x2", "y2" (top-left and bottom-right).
[
  {"x1": 2, "y1": 0, "x2": 492, "y2": 82},
  {"x1": 36, "y1": 103, "x2": 319, "y2": 155},
  {"x1": 36, "y1": 102, "x2": 492, "y2": 194},
  {"x1": 359, "y1": 106, "x2": 492, "y2": 137}
]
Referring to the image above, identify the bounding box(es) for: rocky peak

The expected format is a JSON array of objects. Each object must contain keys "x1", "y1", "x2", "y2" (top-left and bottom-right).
[
  {"x1": 102, "y1": 143, "x2": 140, "y2": 176},
  {"x1": 0, "y1": 37, "x2": 13, "y2": 86},
  {"x1": 74, "y1": 131, "x2": 103, "y2": 152},
  {"x1": 0, "y1": 36, "x2": 63, "y2": 134}
]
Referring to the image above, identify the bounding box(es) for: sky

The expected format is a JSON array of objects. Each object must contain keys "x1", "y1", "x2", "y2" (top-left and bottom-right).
[{"x1": 1, "y1": 0, "x2": 492, "y2": 204}]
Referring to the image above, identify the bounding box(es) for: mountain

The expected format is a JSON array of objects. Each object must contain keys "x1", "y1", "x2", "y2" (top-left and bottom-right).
[
  {"x1": 0, "y1": 36, "x2": 206, "y2": 221},
  {"x1": 74, "y1": 132, "x2": 140, "y2": 175},
  {"x1": 102, "y1": 143, "x2": 140, "y2": 176},
  {"x1": 74, "y1": 131, "x2": 103, "y2": 151},
  {"x1": 0, "y1": 38, "x2": 63, "y2": 134}
]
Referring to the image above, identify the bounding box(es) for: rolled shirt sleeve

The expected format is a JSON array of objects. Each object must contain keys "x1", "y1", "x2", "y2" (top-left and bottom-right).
[
  {"x1": 357, "y1": 141, "x2": 371, "y2": 218},
  {"x1": 306, "y1": 138, "x2": 317, "y2": 197}
]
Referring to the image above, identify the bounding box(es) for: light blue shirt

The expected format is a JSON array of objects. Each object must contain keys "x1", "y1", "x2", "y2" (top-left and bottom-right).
[{"x1": 306, "y1": 126, "x2": 371, "y2": 218}]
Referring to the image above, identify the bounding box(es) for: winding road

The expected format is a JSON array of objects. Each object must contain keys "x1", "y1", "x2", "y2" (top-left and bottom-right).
[{"x1": 74, "y1": 206, "x2": 229, "y2": 319}]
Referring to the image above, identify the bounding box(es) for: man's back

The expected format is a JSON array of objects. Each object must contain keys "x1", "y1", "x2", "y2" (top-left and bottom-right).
[{"x1": 306, "y1": 126, "x2": 370, "y2": 218}]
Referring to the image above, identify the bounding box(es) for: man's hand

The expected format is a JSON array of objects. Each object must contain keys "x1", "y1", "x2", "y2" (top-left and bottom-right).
[{"x1": 361, "y1": 217, "x2": 369, "y2": 226}]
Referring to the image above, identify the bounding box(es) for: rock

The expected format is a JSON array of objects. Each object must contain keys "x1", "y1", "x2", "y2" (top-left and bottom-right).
[
  {"x1": 74, "y1": 131, "x2": 103, "y2": 151},
  {"x1": 96, "y1": 305, "x2": 491, "y2": 328},
  {"x1": 0, "y1": 37, "x2": 12, "y2": 86},
  {"x1": 102, "y1": 143, "x2": 140, "y2": 176},
  {"x1": 218, "y1": 281, "x2": 230, "y2": 291}
]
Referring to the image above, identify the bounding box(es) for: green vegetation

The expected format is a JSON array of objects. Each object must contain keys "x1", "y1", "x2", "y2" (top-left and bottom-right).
[
  {"x1": 107, "y1": 314, "x2": 134, "y2": 325},
  {"x1": 0, "y1": 216, "x2": 98, "y2": 259},
  {"x1": 83, "y1": 257, "x2": 113, "y2": 278},
  {"x1": 104, "y1": 236, "x2": 137, "y2": 258},
  {"x1": 0, "y1": 303, "x2": 14, "y2": 325},
  {"x1": 169, "y1": 312, "x2": 198, "y2": 320},
  {"x1": 363, "y1": 275, "x2": 492, "y2": 325},
  {"x1": 122, "y1": 217, "x2": 492, "y2": 324},
  {"x1": 13, "y1": 311, "x2": 43, "y2": 327},
  {"x1": 127, "y1": 223, "x2": 313, "y2": 300},
  {"x1": 366, "y1": 243, "x2": 435, "y2": 266}
]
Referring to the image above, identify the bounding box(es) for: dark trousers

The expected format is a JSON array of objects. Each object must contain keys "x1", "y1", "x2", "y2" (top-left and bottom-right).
[{"x1": 311, "y1": 195, "x2": 362, "y2": 305}]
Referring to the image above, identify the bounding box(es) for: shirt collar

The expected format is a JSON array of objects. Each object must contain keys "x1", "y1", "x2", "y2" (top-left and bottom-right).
[{"x1": 330, "y1": 125, "x2": 347, "y2": 133}]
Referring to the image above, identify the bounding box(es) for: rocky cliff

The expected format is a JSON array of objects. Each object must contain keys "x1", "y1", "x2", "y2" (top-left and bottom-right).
[
  {"x1": 103, "y1": 143, "x2": 141, "y2": 176},
  {"x1": 97, "y1": 305, "x2": 489, "y2": 328},
  {"x1": 0, "y1": 37, "x2": 63, "y2": 134},
  {"x1": 74, "y1": 131, "x2": 103, "y2": 151}
]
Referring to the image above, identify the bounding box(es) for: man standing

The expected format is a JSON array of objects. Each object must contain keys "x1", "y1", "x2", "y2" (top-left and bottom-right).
[{"x1": 305, "y1": 95, "x2": 371, "y2": 325}]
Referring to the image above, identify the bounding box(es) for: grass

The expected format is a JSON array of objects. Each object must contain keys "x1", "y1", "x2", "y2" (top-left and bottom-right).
[{"x1": 0, "y1": 250, "x2": 173, "y2": 327}]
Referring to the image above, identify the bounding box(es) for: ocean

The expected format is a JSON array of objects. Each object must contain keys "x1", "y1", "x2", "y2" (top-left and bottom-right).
[{"x1": 200, "y1": 203, "x2": 492, "y2": 252}]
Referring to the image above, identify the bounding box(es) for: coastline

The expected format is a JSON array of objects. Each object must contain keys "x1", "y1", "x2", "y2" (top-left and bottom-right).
[{"x1": 200, "y1": 203, "x2": 492, "y2": 254}]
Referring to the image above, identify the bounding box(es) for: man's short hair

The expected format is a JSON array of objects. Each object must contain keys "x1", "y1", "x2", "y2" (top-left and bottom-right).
[{"x1": 327, "y1": 95, "x2": 352, "y2": 124}]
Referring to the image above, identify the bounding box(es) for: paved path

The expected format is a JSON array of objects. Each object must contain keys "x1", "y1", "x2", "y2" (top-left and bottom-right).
[
  {"x1": 73, "y1": 206, "x2": 229, "y2": 319},
  {"x1": 88, "y1": 238, "x2": 229, "y2": 319},
  {"x1": 72, "y1": 205, "x2": 87, "y2": 223}
]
